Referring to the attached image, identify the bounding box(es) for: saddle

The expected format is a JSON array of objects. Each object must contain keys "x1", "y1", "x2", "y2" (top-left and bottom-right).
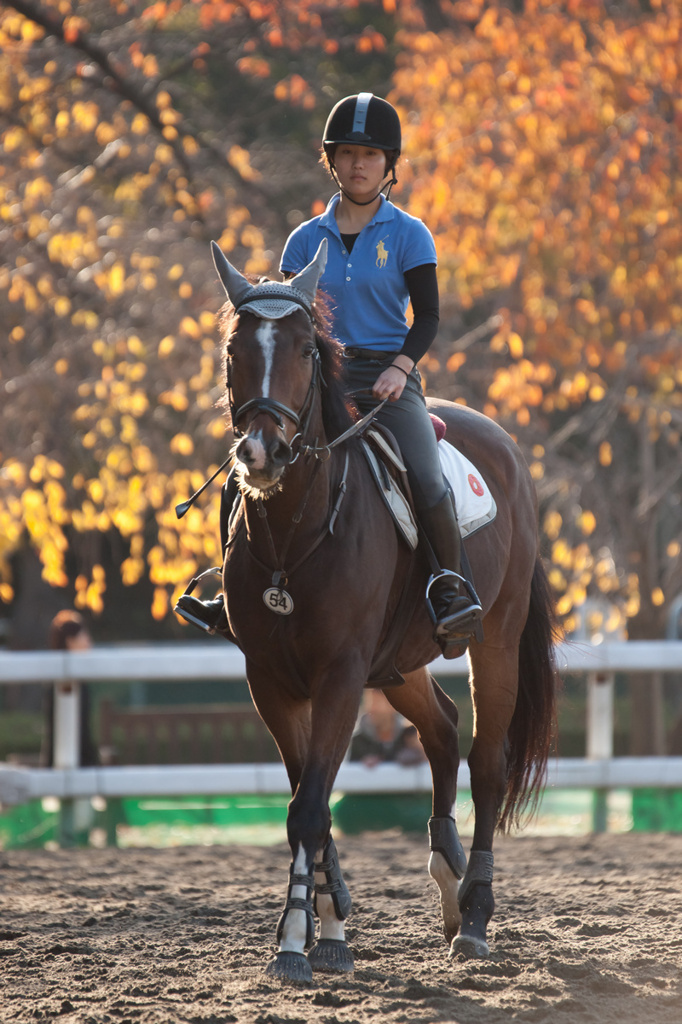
[{"x1": 360, "y1": 427, "x2": 419, "y2": 550}]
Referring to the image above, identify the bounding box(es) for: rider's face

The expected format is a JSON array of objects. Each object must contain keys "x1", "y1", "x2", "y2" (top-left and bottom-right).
[{"x1": 333, "y1": 145, "x2": 388, "y2": 202}]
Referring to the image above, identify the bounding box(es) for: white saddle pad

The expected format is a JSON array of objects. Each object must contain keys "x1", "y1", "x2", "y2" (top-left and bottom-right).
[{"x1": 438, "y1": 438, "x2": 497, "y2": 538}]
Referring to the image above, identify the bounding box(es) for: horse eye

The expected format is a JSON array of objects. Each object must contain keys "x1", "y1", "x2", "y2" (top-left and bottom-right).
[{"x1": 302, "y1": 343, "x2": 314, "y2": 358}]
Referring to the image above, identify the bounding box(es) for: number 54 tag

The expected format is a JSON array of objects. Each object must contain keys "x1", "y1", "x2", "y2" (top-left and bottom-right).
[{"x1": 263, "y1": 587, "x2": 294, "y2": 615}]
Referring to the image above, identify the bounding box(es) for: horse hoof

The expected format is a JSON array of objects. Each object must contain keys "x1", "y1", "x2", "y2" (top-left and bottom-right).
[
  {"x1": 265, "y1": 951, "x2": 313, "y2": 984},
  {"x1": 449, "y1": 934, "x2": 490, "y2": 960},
  {"x1": 308, "y1": 939, "x2": 354, "y2": 973}
]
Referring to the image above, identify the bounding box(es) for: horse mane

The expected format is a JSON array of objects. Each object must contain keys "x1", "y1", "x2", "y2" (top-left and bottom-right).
[
  {"x1": 313, "y1": 296, "x2": 358, "y2": 439},
  {"x1": 217, "y1": 291, "x2": 358, "y2": 441}
]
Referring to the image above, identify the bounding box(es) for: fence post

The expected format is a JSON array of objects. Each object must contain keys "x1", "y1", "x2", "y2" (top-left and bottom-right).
[
  {"x1": 586, "y1": 671, "x2": 614, "y2": 832},
  {"x1": 53, "y1": 680, "x2": 80, "y2": 846}
]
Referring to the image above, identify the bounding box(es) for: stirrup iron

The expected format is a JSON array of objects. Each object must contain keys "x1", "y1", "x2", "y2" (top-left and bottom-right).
[{"x1": 174, "y1": 567, "x2": 222, "y2": 633}]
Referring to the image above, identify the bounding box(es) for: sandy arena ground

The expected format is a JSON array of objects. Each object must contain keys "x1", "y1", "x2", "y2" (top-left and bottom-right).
[{"x1": 1, "y1": 831, "x2": 681, "y2": 1023}]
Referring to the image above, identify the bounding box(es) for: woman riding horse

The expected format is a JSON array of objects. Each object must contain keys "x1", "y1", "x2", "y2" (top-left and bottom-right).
[
  {"x1": 176, "y1": 93, "x2": 482, "y2": 654},
  {"x1": 173, "y1": 95, "x2": 557, "y2": 983}
]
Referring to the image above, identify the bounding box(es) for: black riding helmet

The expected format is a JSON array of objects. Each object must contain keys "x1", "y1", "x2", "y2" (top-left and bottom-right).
[{"x1": 323, "y1": 93, "x2": 401, "y2": 204}]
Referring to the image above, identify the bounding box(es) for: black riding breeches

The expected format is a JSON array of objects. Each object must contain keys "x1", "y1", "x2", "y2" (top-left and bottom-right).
[{"x1": 342, "y1": 352, "x2": 447, "y2": 512}]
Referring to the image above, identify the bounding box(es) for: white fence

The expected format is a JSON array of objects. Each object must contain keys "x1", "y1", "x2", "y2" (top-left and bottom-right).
[{"x1": 1, "y1": 641, "x2": 682, "y2": 808}]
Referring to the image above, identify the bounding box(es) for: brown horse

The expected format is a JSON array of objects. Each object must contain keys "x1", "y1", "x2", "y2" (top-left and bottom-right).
[{"x1": 206, "y1": 239, "x2": 556, "y2": 983}]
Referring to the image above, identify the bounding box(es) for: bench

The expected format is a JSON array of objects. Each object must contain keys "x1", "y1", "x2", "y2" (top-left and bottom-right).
[{"x1": 98, "y1": 701, "x2": 280, "y2": 766}]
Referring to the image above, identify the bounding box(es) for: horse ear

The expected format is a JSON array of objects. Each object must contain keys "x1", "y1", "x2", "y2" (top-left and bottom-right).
[
  {"x1": 290, "y1": 238, "x2": 328, "y2": 307},
  {"x1": 211, "y1": 240, "x2": 253, "y2": 307}
]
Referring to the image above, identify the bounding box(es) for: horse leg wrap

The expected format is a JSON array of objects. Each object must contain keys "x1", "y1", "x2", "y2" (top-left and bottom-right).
[
  {"x1": 276, "y1": 866, "x2": 315, "y2": 950},
  {"x1": 458, "y1": 850, "x2": 494, "y2": 909},
  {"x1": 314, "y1": 837, "x2": 352, "y2": 921},
  {"x1": 428, "y1": 816, "x2": 467, "y2": 880}
]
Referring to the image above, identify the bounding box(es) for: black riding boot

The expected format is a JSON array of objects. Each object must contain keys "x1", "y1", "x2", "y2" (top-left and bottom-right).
[
  {"x1": 419, "y1": 491, "x2": 482, "y2": 656},
  {"x1": 174, "y1": 471, "x2": 239, "y2": 636}
]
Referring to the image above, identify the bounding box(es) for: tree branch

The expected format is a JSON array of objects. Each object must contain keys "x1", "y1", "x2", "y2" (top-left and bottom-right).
[{"x1": 6, "y1": 0, "x2": 192, "y2": 176}]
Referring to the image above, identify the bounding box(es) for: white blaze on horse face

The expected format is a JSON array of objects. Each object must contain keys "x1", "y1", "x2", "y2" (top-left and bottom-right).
[
  {"x1": 238, "y1": 319, "x2": 278, "y2": 472},
  {"x1": 256, "y1": 319, "x2": 277, "y2": 396}
]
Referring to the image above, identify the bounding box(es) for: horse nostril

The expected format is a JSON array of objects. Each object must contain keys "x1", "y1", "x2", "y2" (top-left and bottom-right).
[
  {"x1": 271, "y1": 439, "x2": 292, "y2": 467},
  {"x1": 236, "y1": 437, "x2": 254, "y2": 466}
]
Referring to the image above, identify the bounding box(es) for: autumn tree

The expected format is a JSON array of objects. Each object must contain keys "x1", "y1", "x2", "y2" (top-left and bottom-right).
[
  {"x1": 1, "y1": 0, "x2": 681, "y2": 661},
  {"x1": 391, "y1": 0, "x2": 682, "y2": 644},
  {"x1": 0, "y1": 0, "x2": 395, "y2": 642}
]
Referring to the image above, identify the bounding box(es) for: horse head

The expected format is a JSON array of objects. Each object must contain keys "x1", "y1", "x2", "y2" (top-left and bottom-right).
[{"x1": 211, "y1": 239, "x2": 328, "y2": 494}]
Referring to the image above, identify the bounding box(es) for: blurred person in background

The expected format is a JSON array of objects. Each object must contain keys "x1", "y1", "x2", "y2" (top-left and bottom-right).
[
  {"x1": 42, "y1": 610, "x2": 98, "y2": 768},
  {"x1": 349, "y1": 688, "x2": 426, "y2": 767}
]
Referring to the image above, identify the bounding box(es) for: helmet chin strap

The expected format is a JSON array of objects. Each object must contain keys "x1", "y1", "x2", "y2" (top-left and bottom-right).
[{"x1": 330, "y1": 164, "x2": 398, "y2": 206}]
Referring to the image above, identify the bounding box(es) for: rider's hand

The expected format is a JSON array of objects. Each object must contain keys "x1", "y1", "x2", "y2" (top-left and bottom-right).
[{"x1": 372, "y1": 360, "x2": 414, "y2": 402}]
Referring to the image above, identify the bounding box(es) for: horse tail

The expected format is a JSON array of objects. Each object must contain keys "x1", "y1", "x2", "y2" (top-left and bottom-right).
[{"x1": 498, "y1": 556, "x2": 559, "y2": 832}]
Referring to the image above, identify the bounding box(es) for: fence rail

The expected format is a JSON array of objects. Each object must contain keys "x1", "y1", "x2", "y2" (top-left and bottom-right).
[
  {"x1": 1, "y1": 641, "x2": 682, "y2": 812},
  {"x1": 2, "y1": 640, "x2": 682, "y2": 683}
]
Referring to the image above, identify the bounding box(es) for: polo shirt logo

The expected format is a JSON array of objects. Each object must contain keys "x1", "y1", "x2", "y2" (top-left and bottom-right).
[{"x1": 376, "y1": 238, "x2": 389, "y2": 268}]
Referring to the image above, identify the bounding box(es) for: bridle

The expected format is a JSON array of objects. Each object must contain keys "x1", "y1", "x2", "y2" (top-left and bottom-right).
[
  {"x1": 175, "y1": 308, "x2": 386, "y2": 521},
  {"x1": 225, "y1": 328, "x2": 323, "y2": 458}
]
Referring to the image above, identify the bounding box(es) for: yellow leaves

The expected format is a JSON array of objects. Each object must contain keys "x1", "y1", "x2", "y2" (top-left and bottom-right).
[
  {"x1": 508, "y1": 332, "x2": 524, "y2": 359},
  {"x1": 47, "y1": 231, "x2": 99, "y2": 268},
  {"x1": 487, "y1": 360, "x2": 545, "y2": 417},
  {"x1": 179, "y1": 316, "x2": 202, "y2": 340},
  {"x1": 154, "y1": 143, "x2": 174, "y2": 164},
  {"x1": 228, "y1": 145, "x2": 262, "y2": 182},
  {"x1": 158, "y1": 335, "x2": 175, "y2": 357},
  {"x1": 75, "y1": 565, "x2": 106, "y2": 615},
  {"x1": 121, "y1": 555, "x2": 145, "y2": 586},
  {"x1": 152, "y1": 587, "x2": 169, "y2": 620},
  {"x1": 577, "y1": 510, "x2": 597, "y2": 536},
  {"x1": 23, "y1": 175, "x2": 52, "y2": 204},
  {"x1": 170, "y1": 433, "x2": 195, "y2": 456},
  {"x1": 29, "y1": 456, "x2": 64, "y2": 483},
  {"x1": 107, "y1": 262, "x2": 126, "y2": 298},
  {"x1": 131, "y1": 113, "x2": 150, "y2": 135},
  {"x1": 2, "y1": 126, "x2": 26, "y2": 152},
  {"x1": 543, "y1": 509, "x2": 562, "y2": 541},
  {"x1": 71, "y1": 101, "x2": 99, "y2": 133},
  {"x1": 446, "y1": 352, "x2": 466, "y2": 374},
  {"x1": 598, "y1": 441, "x2": 612, "y2": 466},
  {"x1": 127, "y1": 335, "x2": 146, "y2": 357}
]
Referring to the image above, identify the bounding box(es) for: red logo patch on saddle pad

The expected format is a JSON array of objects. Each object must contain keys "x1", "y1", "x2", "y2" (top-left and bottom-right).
[{"x1": 468, "y1": 474, "x2": 485, "y2": 497}]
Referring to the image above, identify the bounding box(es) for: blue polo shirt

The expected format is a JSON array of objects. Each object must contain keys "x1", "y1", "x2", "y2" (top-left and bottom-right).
[{"x1": 280, "y1": 194, "x2": 437, "y2": 352}]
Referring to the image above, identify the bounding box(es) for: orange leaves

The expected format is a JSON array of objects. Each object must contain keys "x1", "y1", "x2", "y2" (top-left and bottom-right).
[
  {"x1": 63, "y1": 16, "x2": 90, "y2": 45},
  {"x1": 356, "y1": 28, "x2": 387, "y2": 53},
  {"x1": 238, "y1": 56, "x2": 271, "y2": 79},
  {"x1": 273, "y1": 74, "x2": 315, "y2": 110}
]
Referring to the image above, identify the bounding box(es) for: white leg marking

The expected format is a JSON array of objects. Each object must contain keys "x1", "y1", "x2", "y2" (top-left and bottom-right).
[
  {"x1": 429, "y1": 850, "x2": 462, "y2": 938},
  {"x1": 314, "y1": 845, "x2": 346, "y2": 942},
  {"x1": 280, "y1": 842, "x2": 311, "y2": 953}
]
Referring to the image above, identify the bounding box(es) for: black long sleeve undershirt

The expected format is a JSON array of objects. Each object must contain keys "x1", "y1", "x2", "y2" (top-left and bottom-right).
[{"x1": 401, "y1": 263, "x2": 439, "y2": 364}]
